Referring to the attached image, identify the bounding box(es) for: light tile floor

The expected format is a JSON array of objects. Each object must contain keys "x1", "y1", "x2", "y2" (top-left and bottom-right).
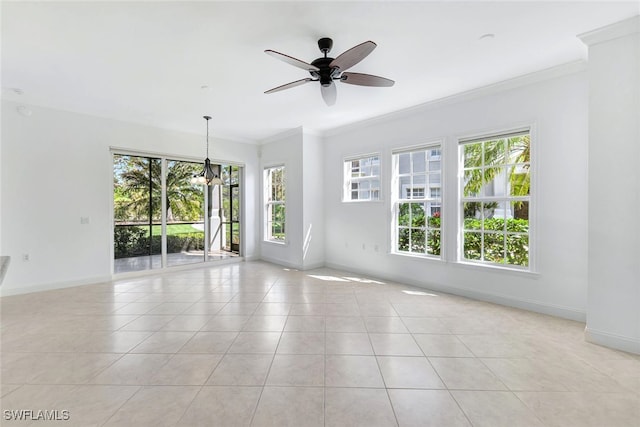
[{"x1": 1, "y1": 261, "x2": 639, "y2": 426}]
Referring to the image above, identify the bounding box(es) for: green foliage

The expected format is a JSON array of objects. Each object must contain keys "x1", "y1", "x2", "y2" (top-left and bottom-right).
[
  {"x1": 114, "y1": 225, "x2": 205, "y2": 259},
  {"x1": 462, "y1": 218, "x2": 529, "y2": 266}
]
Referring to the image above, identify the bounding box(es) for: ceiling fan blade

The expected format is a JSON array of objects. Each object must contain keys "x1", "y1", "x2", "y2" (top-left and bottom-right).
[
  {"x1": 321, "y1": 83, "x2": 337, "y2": 106},
  {"x1": 264, "y1": 78, "x2": 313, "y2": 94},
  {"x1": 265, "y1": 49, "x2": 320, "y2": 72},
  {"x1": 329, "y1": 41, "x2": 376, "y2": 71},
  {"x1": 340, "y1": 72, "x2": 395, "y2": 87}
]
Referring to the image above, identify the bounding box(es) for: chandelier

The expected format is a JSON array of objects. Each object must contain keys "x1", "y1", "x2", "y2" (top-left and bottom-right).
[{"x1": 191, "y1": 115, "x2": 223, "y2": 186}]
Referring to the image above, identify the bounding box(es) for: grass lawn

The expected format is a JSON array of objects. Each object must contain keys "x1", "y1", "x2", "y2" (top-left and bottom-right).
[{"x1": 130, "y1": 224, "x2": 203, "y2": 236}]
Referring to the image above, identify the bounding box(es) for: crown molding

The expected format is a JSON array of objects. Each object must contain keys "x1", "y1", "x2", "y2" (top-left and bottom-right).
[{"x1": 578, "y1": 15, "x2": 640, "y2": 46}]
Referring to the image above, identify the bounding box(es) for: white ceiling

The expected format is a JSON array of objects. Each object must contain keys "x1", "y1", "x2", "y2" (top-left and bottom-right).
[{"x1": 2, "y1": 1, "x2": 638, "y2": 142}]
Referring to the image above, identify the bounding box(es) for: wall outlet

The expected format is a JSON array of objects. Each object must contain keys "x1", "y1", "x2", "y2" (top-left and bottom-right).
[
  {"x1": 362, "y1": 243, "x2": 366, "y2": 250},
  {"x1": 80, "y1": 216, "x2": 90, "y2": 225},
  {"x1": 22, "y1": 253, "x2": 30, "y2": 262},
  {"x1": 374, "y1": 244, "x2": 379, "y2": 252}
]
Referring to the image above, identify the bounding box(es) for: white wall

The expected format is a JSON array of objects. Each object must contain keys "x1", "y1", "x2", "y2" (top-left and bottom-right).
[
  {"x1": 0, "y1": 101, "x2": 260, "y2": 295},
  {"x1": 259, "y1": 128, "x2": 304, "y2": 268},
  {"x1": 323, "y1": 68, "x2": 590, "y2": 320},
  {"x1": 301, "y1": 131, "x2": 325, "y2": 269},
  {"x1": 581, "y1": 17, "x2": 640, "y2": 354}
]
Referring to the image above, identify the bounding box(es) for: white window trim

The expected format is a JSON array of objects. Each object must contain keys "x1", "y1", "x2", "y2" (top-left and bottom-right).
[
  {"x1": 263, "y1": 164, "x2": 287, "y2": 245},
  {"x1": 391, "y1": 141, "x2": 444, "y2": 260},
  {"x1": 456, "y1": 126, "x2": 536, "y2": 272},
  {"x1": 343, "y1": 152, "x2": 382, "y2": 203}
]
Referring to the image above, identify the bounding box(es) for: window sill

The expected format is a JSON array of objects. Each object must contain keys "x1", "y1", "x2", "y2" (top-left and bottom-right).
[
  {"x1": 453, "y1": 260, "x2": 540, "y2": 277},
  {"x1": 390, "y1": 251, "x2": 443, "y2": 262},
  {"x1": 263, "y1": 240, "x2": 287, "y2": 247}
]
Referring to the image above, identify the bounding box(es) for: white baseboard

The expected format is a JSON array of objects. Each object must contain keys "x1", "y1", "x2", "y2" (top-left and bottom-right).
[
  {"x1": 0, "y1": 275, "x2": 112, "y2": 297},
  {"x1": 325, "y1": 261, "x2": 586, "y2": 322},
  {"x1": 585, "y1": 327, "x2": 640, "y2": 355}
]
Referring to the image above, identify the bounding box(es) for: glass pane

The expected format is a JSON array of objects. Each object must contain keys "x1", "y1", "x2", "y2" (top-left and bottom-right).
[
  {"x1": 507, "y1": 234, "x2": 529, "y2": 266},
  {"x1": 351, "y1": 191, "x2": 358, "y2": 200},
  {"x1": 484, "y1": 139, "x2": 506, "y2": 165},
  {"x1": 361, "y1": 163, "x2": 372, "y2": 177},
  {"x1": 427, "y1": 212, "x2": 441, "y2": 229},
  {"x1": 428, "y1": 160, "x2": 441, "y2": 172},
  {"x1": 463, "y1": 202, "x2": 482, "y2": 230},
  {"x1": 231, "y1": 187, "x2": 240, "y2": 221},
  {"x1": 427, "y1": 230, "x2": 441, "y2": 255},
  {"x1": 398, "y1": 203, "x2": 410, "y2": 227},
  {"x1": 508, "y1": 134, "x2": 530, "y2": 163},
  {"x1": 511, "y1": 201, "x2": 529, "y2": 222},
  {"x1": 508, "y1": 164, "x2": 531, "y2": 197},
  {"x1": 410, "y1": 229, "x2": 426, "y2": 253},
  {"x1": 483, "y1": 232, "x2": 505, "y2": 264},
  {"x1": 371, "y1": 179, "x2": 380, "y2": 191},
  {"x1": 463, "y1": 232, "x2": 482, "y2": 260},
  {"x1": 412, "y1": 174, "x2": 426, "y2": 198},
  {"x1": 484, "y1": 202, "x2": 506, "y2": 232},
  {"x1": 166, "y1": 160, "x2": 205, "y2": 267},
  {"x1": 463, "y1": 169, "x2": 482, "y2": 197},
  {"x1": 360, "y1": 180, "x2": 370, "y2": 191},
  {"x1": 464, "y1": 143, "x2": 482, "y2": 168},
  {"x1": 398, "y1": 228, "x2": 410, "y2": 252},
  {"x1": 399, "y1": 176, "x2": 411, "y2": 199},
  {"x1": 231, "y1": 165, "x2": 239, "y2": 185},
  {"x1": 113, "y1": 155, "x2": 162, "y2": 273},
  {"x1": 398, "y1": 153, "x2": 410, "y2": 174},
  {"x1": 411, "y1": 203, "x2": 425, "y2": 227},
  {"x1": 411, "y1": 151, "x2": 426, "y2": 173},
  {"x1": 482, "y1": 167, "x2": 502, "y2": 196}
]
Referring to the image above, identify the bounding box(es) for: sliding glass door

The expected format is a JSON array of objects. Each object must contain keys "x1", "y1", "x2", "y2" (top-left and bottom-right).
[{"x1": 113, "y1": 152, "x2": 242, "y2": 274}]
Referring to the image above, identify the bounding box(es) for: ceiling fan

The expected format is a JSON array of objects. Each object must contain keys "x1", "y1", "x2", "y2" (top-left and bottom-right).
[{"x1": 264, "y1": 37, "x2": 395, "y2": 106}]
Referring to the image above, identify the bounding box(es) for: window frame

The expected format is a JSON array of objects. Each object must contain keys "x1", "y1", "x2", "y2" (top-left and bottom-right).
[
  {"x1": 391, "y1": 142, "x2": 443, "y2": 259},
  {"x1": 343, "y1": 153, "x2": 382, "y2": 202},
  {"x1": 458, "y1": 128, "x2": 533, "y2": 271},
  {"x1": 263, "y1": 165, "x2": 286, "y2": 244}
]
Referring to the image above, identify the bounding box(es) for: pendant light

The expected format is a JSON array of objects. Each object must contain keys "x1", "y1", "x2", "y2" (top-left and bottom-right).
[{"x1": 191, "y1": 115, "x2": 223, "y2": 186}]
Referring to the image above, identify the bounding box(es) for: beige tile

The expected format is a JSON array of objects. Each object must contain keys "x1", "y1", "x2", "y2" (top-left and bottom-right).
[
  {"x1": 149, "y1": 354, "x2": 222, "y2": 385},
  {"x1": 452, "y1": 391, "x2": 545, "y2": 427},
  {"x1": 254, "y1": 302, "x2": 292, "y2": 315},
  {"x1": 119, "y1": 315, "x2": 176, "y2": 331},
  {"x1": 217, "y1": 302, "x2": 259, "y2": 315},
  {"x1": 377, "y1": 356, "x2": 445, "y2": 389},
  {"x1": 114, "y1": 302, "x2": 161, "y2": 315},
  {"x1": 370, "y1": 333, "x2": 423, "y2": 356},
  {"x1": 389, "y1": 389, "x2": 471, "y2": 427},
  {"x1": 92, "y1": 353, "x2": 172, "y2": 385},
  {"x1": 181, "y1": 302, "x2": 226, "y2": 315},
  {"x1": 130, "y1": 331, "x2": 194, "y2": 353},
  {"x1": 289, "y1": 303, "x2": 326, "y2": 315},
  {"x1": 252, "y1": 386, "x2": 324, "y2": 427},
  {"x1": 284, "y1": 315, "x2": 325, "y2": 332},
  {"x1": 160, "y1": 315, "x2": 211, "y2": 331},
  {"x1": 325, "y1": 355, "x2": 384, "y2": 388},
  {"x1": 72, "y1": 331, "x2": 152, "y2": 353},
  {"x1": 207, "y1": 354, "x2": 273, "y2": 386},
  {"x1": 179, "y1": 386, "x2": 261, "y2": 427},
  {"x1": 326, "y1": 332, "x2": 374, "y2": 355},
  {"x1": 325, "y1": 316, "x2": 367, "y2": 332},
  {"x1": 325, "y1": 303, "x2": 360, "y2": 316},
  {"x1": 430, "y1": 357, "x2": 507, "y2": 390},
  {"x1": 2, "y1": 352, "x2": 122, "y2": 384},
  {"x1": 242, "y1": 315, "x2": 287, "y2": 332},
  {"x1": 325, "y1": 387, "x2": 397, "y2": 427},
  {"x1": 364, "y1": 317, "x2": 409, "y2": 333},
  {"x1": 266, "y1": 354, "x2": 324, "y2": 386},
  {"x1": 145, "y1": 302, "x2": 193, "y2": 315},
  {"x1": 413, "y1": 334, "x2": 474, "y2": 357},
  {"x1": 200, "y1": 315, "x2": 250, "y2": 331},
  {"x1": 516, "y1": 391, "x2": 640, "y2": 427},
  {"x1": 277, "y1": 332, "x2": 325, "y2": 354},
  {"x1": 179, "y1": 331, "x2": 238, "y2": 353},
  {"x1": 103, "y1": 385, "x2": 199, "y2": 426},
  {"x1": 401, "y1": 317, "x2": 451, "y2": 334},
  {"x1": 228, "y1": 332, "x2": 281, "y2": 354}
]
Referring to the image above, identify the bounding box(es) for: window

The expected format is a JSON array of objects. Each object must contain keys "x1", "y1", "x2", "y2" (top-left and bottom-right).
[
  {"x1": 460, "y1": 131, "x2": 531, "y2": 268},
  {"x1": 393, "y1": 145, "x2": 442, "y2": 257},
  {"x1": 344, "y1": 154, "x2": 381, "y2": 201},
  {"x1": 264, "y1": 166, "x2": 285, "y2": 242}
]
